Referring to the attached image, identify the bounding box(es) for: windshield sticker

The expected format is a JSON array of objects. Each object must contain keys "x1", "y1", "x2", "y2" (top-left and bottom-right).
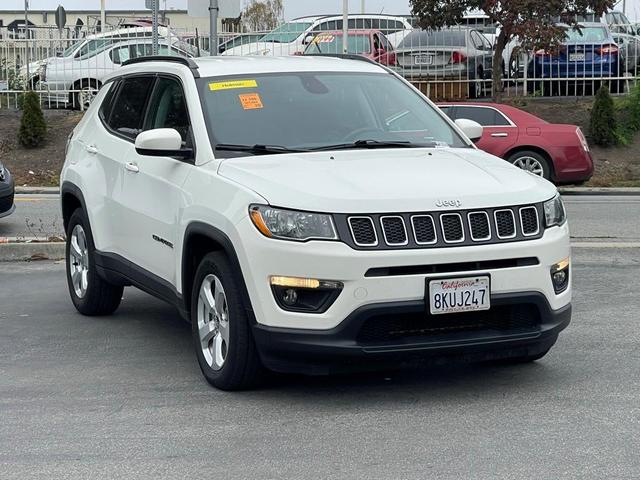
[
  {"x1": 313, "y1": 34, "x2": 335, "y2": 44},
  {"x1": 209, "y1": 79, "x2": 258, "y2": 91},
  {"x1": 239, "y1": 93, "x2": 264, "y2": 110}
]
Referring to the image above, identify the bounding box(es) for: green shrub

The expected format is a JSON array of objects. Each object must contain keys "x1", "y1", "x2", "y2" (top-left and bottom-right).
[
  {"x1": 590, "y1": 85, "x2": 617, "y2": 147},
  {"x1": 18, "y1": 91, "x2": 46, "y2": 148}
]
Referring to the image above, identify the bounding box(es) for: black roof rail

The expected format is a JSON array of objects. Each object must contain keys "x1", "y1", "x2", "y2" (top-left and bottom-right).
[
  {"x1": 122, "y1": 56, "x2": 200, "y2": 78},
  {"x1": 302, "y1": 53, "x2": 380, "y2": 65}
]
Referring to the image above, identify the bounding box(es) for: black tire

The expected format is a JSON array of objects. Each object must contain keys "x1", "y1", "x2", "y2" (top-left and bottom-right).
[
  {"x1": 191, "y1": 252, "x2": 264, "y2": 390},
  {"x1": 507, "y1": 150, "x2": 552, "y2": 180},
  {"x1": 65, "y1": 208, "x2": 123, "y2": 316},
  {"x1": 72, "y1": 79, "x2": 99, "y2": 110}
]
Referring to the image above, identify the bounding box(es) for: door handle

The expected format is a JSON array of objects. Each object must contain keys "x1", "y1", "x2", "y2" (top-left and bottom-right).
[
  {"x1": 85, "y1": 144, "x2": 98, "y2": 154},
  {"x1": 491, "y1": 133, "x2": 508, "y2": 138},
  {"x1": 125, "y1": 162, "x2": 140, "y2": 173}
]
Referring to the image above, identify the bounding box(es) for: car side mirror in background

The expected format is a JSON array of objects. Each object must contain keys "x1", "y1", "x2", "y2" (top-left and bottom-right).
[
  {"x1": 455, "y1": 118, "x2": 483, "y2": 143},
  {"x1": 375, "y1": 48, "x2": 386, "y2": 57},
  {"x1": 135, "y1": 128, "x2": 193, "y2": 160}
]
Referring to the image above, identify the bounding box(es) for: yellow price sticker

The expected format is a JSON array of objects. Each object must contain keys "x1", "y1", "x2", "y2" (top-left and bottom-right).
[{"x1": 209, "y1": 79, "x2": 258, "y2": 91}]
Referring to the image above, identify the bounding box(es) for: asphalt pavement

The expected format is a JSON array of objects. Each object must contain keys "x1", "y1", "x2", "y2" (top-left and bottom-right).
[{"x1": 1, "y1": 233, "x2": 640, "y2": 477}]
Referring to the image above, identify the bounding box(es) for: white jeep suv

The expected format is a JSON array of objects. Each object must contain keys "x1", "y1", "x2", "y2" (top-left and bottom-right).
[{"x1": 61, "y1": 55, "x2": 571, "y2": 390}]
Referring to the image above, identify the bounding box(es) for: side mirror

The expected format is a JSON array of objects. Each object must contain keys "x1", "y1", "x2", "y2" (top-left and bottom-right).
[
  {"x1": 135, "y1": 128, "x2": 192, "y2": 160},
  {"x1": 455, "y1": 118, "x2": 483, "y2": 143},
  {"x1": 375, "y1": 48, "x2": 386, "y2": 57}
]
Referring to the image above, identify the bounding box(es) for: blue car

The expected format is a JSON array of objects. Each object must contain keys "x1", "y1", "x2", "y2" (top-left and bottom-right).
[{"x1": 527, "y1": 23, "x2": 621, "y2": 94}]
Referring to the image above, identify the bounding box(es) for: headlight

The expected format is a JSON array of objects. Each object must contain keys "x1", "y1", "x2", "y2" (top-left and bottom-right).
[
  {"x1": 543, "y1": 193, "x2": 566, "y2": 228},
  {"x1": 249, "y1": 205, "x2": 337, "y2": 241}
]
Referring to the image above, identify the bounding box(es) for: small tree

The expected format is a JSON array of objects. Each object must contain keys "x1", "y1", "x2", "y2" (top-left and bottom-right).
[
  {"x1": 242, "y1": 0, "x2": 283, "y2": 32},
  {"x1": 409, "y1": 0, "x2": 616, "y2": 100},
  {"x1": 18, "y1": 91, "x2": 46, "y2": 148},
  {"x1": 590, "y1": 85, "x2": 617, "y2": 147}
]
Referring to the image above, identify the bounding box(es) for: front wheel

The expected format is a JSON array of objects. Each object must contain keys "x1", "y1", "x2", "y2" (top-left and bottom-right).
[
  {"x1": 191, "y1": 252, "x2": 264, "y2": 390},
  {"x1": 507, "y1": 150, "x2": 552, "y2": 180},
  {"x1": 65, "y1": 209, "x2": 123, "y2": 316}
]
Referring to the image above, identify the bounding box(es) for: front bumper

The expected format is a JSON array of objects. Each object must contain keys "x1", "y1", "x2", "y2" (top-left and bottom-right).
[
  {"x1": 0, "y1": 168, "x2": 15, "y2": 218},
  {"x1": 253, "y1": 293, "x2": 571, "y2": 374}
]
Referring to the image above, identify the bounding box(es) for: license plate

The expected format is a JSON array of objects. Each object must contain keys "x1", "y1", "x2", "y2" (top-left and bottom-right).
[
  {"x1": 428, "y1": 276, "x2": 490, "y2": 315},
  {"x1": 569, "y1": 53, "x2": 585, "y2": 62},
  {"x1": 414, "y1": 54, "x2": 433, "y2": 65}
]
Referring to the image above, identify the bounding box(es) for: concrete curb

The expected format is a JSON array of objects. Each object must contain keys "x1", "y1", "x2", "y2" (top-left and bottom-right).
[
  {"x1": 15, "y1": 187, "x2": 60, "y2": 195},
  {"x1": 0, "y1": 242, "x2": 65, "y2": 262},
  {"x1": 559, "y1": 187, "x2": 640, "y2": 196}
]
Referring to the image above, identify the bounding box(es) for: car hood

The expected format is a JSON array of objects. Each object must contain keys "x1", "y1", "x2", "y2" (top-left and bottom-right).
[{"x1": 217, "y1": 148, "x2": 557, "y2": 213}]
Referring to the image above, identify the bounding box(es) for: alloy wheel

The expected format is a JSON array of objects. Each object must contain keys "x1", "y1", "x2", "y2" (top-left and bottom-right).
[
  {"x1": 197, "y1": 274, "x2": 230, "y2": 371},
  {"x1": 69, "y1": 224, "x2": 89, "y2": 298},
  {"x1": 513, "y1": 156, "x2": 545, "y2": 176}
]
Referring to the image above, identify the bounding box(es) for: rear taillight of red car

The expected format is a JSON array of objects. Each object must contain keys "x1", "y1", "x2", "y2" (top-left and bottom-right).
[
  {"x1": 596, "y1": 44, "x2": 619, "y2": 55},
  {"x1": 576, "y1": 127, "x2": 590, "y2": 152},
  {"x1": 451, "y1": 51, "x2": 467, "y2": 64}
]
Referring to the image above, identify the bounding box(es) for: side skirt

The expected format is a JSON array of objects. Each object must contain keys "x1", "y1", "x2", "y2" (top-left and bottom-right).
[{"x1": 93, "y1": 250, "x2": 190, "y2": 321}]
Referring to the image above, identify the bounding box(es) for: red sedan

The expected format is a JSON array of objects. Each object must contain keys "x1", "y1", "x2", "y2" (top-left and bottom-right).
[{"x1": 438, "y1": 102, "x2": 594, "y2": 184}]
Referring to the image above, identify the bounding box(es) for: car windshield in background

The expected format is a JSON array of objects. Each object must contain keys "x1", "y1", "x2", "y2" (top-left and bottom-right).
[
  {"x1": 198, "y1": 72, "x2": 467, "y2": 155},
  {"x1": 260, "y1": 22, "x2": 312, "y2": 43},
  {"x1": 564, "y1": 26, "x2": 608, "y2": 43},
  {"x1": 306, "y1": 34, "x2": 371, "y2": 54},
  {"x1": 398, "y1": 30, "x2": 466, "y2": 48}
]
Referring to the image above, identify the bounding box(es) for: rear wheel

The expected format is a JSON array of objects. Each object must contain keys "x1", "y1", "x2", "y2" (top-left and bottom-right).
[
  {"x1": 72, "y1": 79, "x2": 99, "y2": 110},
  {"x1": 507, "y1": 150, "x2": 552, "y2": 180},
  {"x1": 65, "y1": 209, "x2": 123, "y2": 316},
  {"x1": 191, "y1": 252, "x2": 264, "y2": 390}
]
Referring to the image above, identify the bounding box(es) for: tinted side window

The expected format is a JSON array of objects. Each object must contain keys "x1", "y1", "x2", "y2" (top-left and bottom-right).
[
  {"x1": 145, "y1": 77, "x2": 191, "y2": 143},
  {"x1": 454, "y1": 106, "x2": 510, "y2": 126},
  {"x1": 99, "y1": 80, "x2": 119, "y2": 122},
  {"x1": 109, "y1": 46, "x2": 130, "y2": 64},
  {"x1": 107, "y1": 76, "x2": 155, "y2": 139}
]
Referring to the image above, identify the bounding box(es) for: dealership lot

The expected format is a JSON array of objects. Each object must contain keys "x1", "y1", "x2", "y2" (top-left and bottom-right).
[{"x1": 0, "y1": 198, "x2": 639, "y2": 479}]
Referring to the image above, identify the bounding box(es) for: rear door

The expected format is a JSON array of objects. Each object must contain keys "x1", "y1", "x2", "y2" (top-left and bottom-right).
[{"x1": 450, "y1": 105, "x2": 517, "y2": 156}]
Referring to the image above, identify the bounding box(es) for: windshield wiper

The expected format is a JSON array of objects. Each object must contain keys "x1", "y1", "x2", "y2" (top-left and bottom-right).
[
  {"x1": 309, "y1": 139, "x2": 436, "y2": 151},
  {"x1": 215, "y1": 143, "x2": 309, "y2": 155}
]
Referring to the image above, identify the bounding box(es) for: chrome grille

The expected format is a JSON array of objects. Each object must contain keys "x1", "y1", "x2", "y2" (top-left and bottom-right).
[
  {"x1": 440, "y1": 213, "x2": 464, "y2": 243},
  {"x1": 494, "y1": 209, "x2": 516, "y2": 239},
  {"x1": 411, "y1": 215, "x2": 437, "y2": 244},
  {"x1": 348, "y1": 217, "x2": 377, "y2": 246},
  {"x1": 343, "y1": 204, "x2": 541, "y2": 249},
  {"x1": 468, "y1": 212, "x2": 491, "y2": 241},
  {"x1": 519, "y1": 207, "x2": 539, "y2": 236},
  {"x1": 380, "y1": 216, "x2": 408, "y2": 245}
]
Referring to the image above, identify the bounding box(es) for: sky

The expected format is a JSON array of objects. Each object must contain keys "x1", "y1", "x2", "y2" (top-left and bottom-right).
[
  {"x1": 3, "y1": 0, "x2": 638, "y2": 20},
  {"x1": 4, "y1": 0, "x2": 412, "y2": 19}
]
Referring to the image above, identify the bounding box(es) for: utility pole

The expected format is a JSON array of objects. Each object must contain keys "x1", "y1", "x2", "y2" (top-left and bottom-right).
[
  {"x1": 24, "y1": 0, "x2": 29, "y2": 83},
  {"x1": 152, "y1": 0, "x2": 159, "y2": 54},
  {"x1": 100, "y1": 0, "x2": 106, "y2": 31},
  {"x1": 209, "y1": 0, "x2": 219, "y2": 56},
  {"x1": 342, "y1": 0, "x2": 348, "y2": 54}
]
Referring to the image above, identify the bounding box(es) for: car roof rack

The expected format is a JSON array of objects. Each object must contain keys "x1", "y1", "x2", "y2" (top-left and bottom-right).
[
  {"x1": 122, "y1": 56, "x2": 200, "y2": 78},
  {"x1": 302, "y1": 53, "x2": 379, "y2": 65}
]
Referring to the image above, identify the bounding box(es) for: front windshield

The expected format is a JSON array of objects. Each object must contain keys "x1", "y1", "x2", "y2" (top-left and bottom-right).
[
  {"x1": 261, "y1": 22, "x2": 312, "y2": 43},
  {"x1": 198, "y1": 72, "x2": 468, "y2": 154},
  {"x1": 305, "y1": 33, "x2": 371, "y2": 54},
  {"x1": 62, "y1": 40, "x2": 83, "y2": 57}
]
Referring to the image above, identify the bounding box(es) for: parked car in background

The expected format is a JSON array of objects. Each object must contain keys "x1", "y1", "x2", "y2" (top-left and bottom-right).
[
  {"x1": 41, "y1": 38, "x2": 194, "y2": 109},
  {"x1": 0, "y1": 161, "x2": 15, "y2": 219},
  {"x1": 527, "y1": 23, "x2": 621, "y2": 95},
  {"x1": 221, "y1": 14, "x2": 413, "y2": 56},
  {"x1": 439, "y1": 102, "x2": 593, "y2": 183},
  {"x1": 395, "y1": 28, "x2": 493, "y2": 98},
  {"x1": 612, "y1": 32, "x2": 640, "y2": 77},
  {"x1": 218, "y1": 33, "x2": 265, "y2": 54},
  {"x1": 303, "y1": 30, "x2": 396, "y2": 66}
]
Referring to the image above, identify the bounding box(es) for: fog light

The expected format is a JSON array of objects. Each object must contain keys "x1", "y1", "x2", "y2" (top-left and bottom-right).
[
  {"x1": 270, "y1": 276, "x2": 343, "y2": 313},
  {"x1": 282, "y1": 288, "x2": 298, "y2": 306},
  {"x1": 550, "y1": 258, "x2": 570, "y2": 294}
]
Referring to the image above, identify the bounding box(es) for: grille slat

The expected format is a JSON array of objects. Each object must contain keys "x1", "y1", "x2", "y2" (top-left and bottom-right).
[
  {"x1": 494, "y1": 209, "x2": 516, "y2": 239},
  {"x1": 348, "y1": 217, "x2": 378, "y2": 246},
  {"x1": 440, "y1": 214, "x2": 464, "y2": 243},
  {"x1": 380, "y1": 216, "x2": 408, "y2": 246},
  {"x1": 519, "y1": 207, "x2": 540, "y2": 236},
  {"x1": 468, "y1": 212, "x2": 491, "y2": 241},
  {"x1": 412, "y1": 215, "x2": 437, "y2": 244}
]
